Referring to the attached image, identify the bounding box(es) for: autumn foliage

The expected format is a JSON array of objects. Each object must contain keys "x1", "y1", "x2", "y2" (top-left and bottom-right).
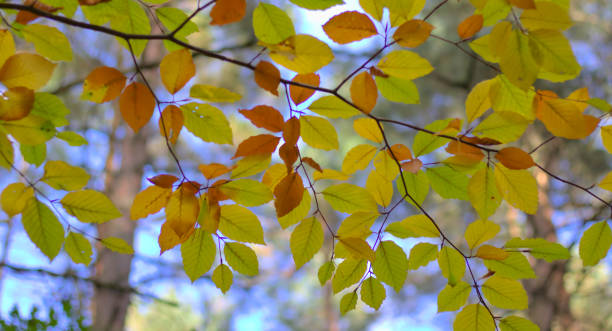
[{"x1": 1, "y1": 0, "x2": 612, "y2": 330}]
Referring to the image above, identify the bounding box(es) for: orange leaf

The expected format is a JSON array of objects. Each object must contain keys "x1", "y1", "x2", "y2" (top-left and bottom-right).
[
  {"x1": 119, "y1": 82, "x2": 155, "y2": 133},
  {"x1": 350, "y1": 71, "x2": 377, "y2": 113},
  {"x1": 198, "y1": 163, "x2": 232, "y2": 180},
  {"x1": 393, "y1": 19, "x2": 434, "y2": 48},
  {"x1": 147, "y1": 174, "x2": 179, "y2": 188},
  {"x1": 534, "y1": 90, "x2": 593, "y2": 139},
  {"x1": 495, "y1": 147, "x2": 534, "y2": 170},
  {"x1": 283, "y1": 117, "x2": 301, "y2": 146},
  {"x1": 508, "y1": 0, "x2": 535, "y2": 9},
  {"x1": 445, "y1": 140, "x2": 485, "y2": 162},
  {"x1": 290, "y1": 73, "x2": 320, "y2": 105},
  {"x1": 462, "y1": 136, "x2": 502, "y2": 146},
  {"x1": 302, "y1": 157, "x2": 323, "y2": 172},
  {"x1": 160, "y1": 49, "x2": 195, "y2": 94},
  {"x1": 200, "y1": 196, "x2": 221, "y2": 233},
  {"x1": 389, "y1": 144, "x2": 413, "y2": 161},
  {"x1": 165, "y1": 185, "x2": 199, "y2": 239},
  {"x1": 401, "y1": 159, "x2": 423, "y2": 173},
  {"x1": 159, "y1": 105, "x2": 183, "y2": 144},
  {"x1": 457, "y1": 14, "x2": 483, "y2": 40},
  {"x1": 158, "y1": 221, "x2": 191, "y2": 254},
  {"x1": 81, "y1": 66, "x2": 126, "y2": 103},
  {"x1": 0, "y1": 87, "x2": 34, "y2": 121},
  {"x1": 369, "y1": 67, "x2": 388, "y2": 78},
  {"x1": 16, "y1": 0, "x2": 61, "y2": 25},
  {"x1": 274, "y1": 172, "x2": 304, "y2": 217},
  {"x1": 254, "y1": 61, "x2": 280, "y2": 96},
  {"x1": 210, "y1": 0, "x2": 246, "y2": 26},
  {"x1": 323, "y1": 11, "x2": 377, "y2": 44},
  {"x1": 233, "y1": 134, "x2": 281, "y2": 159},
  {"x1": 279, "y1": 143, "x2": 299, "y2": 171},
  {"x1": 239, "y1": 105, "x2": 284, "y2": 132}
]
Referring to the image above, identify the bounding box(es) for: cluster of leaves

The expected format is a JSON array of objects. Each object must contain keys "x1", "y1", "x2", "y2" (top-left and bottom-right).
[
  {"x1": 0, "y1": 0, "x2": 611, "y2": 330},
  {"x1": 0, "y1": 299, "x2": 89, "y2": 331}
]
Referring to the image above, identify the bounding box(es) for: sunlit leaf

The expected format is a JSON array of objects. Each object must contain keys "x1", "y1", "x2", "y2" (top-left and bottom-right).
[
  {"x1": 290, "y1": 217, "x2": 324, "y2": 269},
  {"x1": 61, "y1": 190, "x2": 121, "y2": 223}
]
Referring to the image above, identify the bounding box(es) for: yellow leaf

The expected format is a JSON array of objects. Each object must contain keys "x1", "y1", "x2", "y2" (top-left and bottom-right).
[
  {"x1": 119, "y1": 82, "x2": 155, "y2": 133},
  {"x1": 338, "y1": 237, "x2": 375, "y2": 262},
  {"x1": 377, "y1": 50, "x2": 433, "y2": 80},
  {"x1": 22, "y1": 24, "x2": 73, "y2": 62},
  {"x1": 160, "y1": 49, "x2": 195, "y2": 94},
  {"x1": 0, "y1": 53, "x2": 56, "y2": 90},
  {"x1": 64, "y1": 231, "x2": 93, "y2": 266},
  {"x1": 0, "y1": 29, "x2": 15, "y2": 69},
  {"x1": 473, "y1": 111, "x2": 531, "y2": 144},
  {"x1": 407, "y1": 242, "x2": 438, "y2": 270},
  {"x1": 212, "y1": 264, "x2": 233, "y2": 293},
  {"x1": 130, "y1": 185, "x2": 172, "y2": 220},
  {"x1": 0, "y1": 87, "x2": 34, "y2": 121},
  {"x1": 341, "y1": 144, "x2": 377, "y2": 174},
  {"x1": 219, "y1": 179, "x2": 273, "y2": 207},
  {"x1": 81, "y1": 66, "x2": 126, "y2": 103},
  {"x1": 61, "y1": 190, "x2": 122, "y2": 223},
  {"x1": 350, "y1": 72, "x2": 377, "y2": 113},
  {"x1": 385, "y1": 214, "x2": 439, "y2": 238},
  {"x1": 386, "y1": 0, "x2": 426, "y2": 27},
  {"x1": 219, "y1": 204, "x2": 265, "y2": 244},
  {"x1": 360, "y1": 277, "x2": 386, "y2": 310},
  {"x1": 457, "y1": 15, "x2": 483, "y2": 40},
  {"x1": 495, "y1": 147, "x2": 534, "y2": 170},
  {"x1": 464, "y1": 219, "x2": 500, "y2": 250},
  {"x1": 476, "y1": 244, "x2": 509, "y2": 260},
  {"x1": 308, "y1": 95, "x2": 360, "y2": 119},
  {"x1": 332, "y1": 258, "x2": 368, "y2": 293},
  {"x1": 366, "y1": 170, "x2": 393, "y2": 207},
  {"x1": 494, "y1": 163, "x2": 538, "y2": 214},
  {"x1": 374, "y1": 149, "x2": 399, "y2": 181},
  {"x1": 481, "y1": 275, "x2": 528, "y2": 309},
  {"x1": 159, "y1": 105, "x2": 183, "y2": 144},
  {"x1": 313, "y1": 168, "x2": 350, "y2": 181},
  {"x1": 499, "y1": 29, "x2": 539, "y2": 90},
  {"x1": 299, "y1": 115, "x2": 338, "y2": 150},
  {"x1": 231, "y1": 154, "x2": 271, "y2": 179},
  {"x1": 0, "y1": 182, "x2": 34, "y2": 217},
  {"x1": 22, "y1": 197, "x2": 64, "y2": 261},
  {"x1": 489, "y1": 75, "x2": 535, "y2": 120},
  {"x1": 100, "y1": 237, "x2": 134, "y2": 254},
  {"x1": 372, "y1": 240, "x2": 408, "y2": 292},
  {"x1": 393, "y1": 19, "x2": 433, "y2": 48},
  {"x1": 165, "y1": 185, "x2": 199, "y2": 238},
  {"x1": 322, "y1": 11, "x2": 377, "y2": 44},
  {"x1": 530, "y1": 29, "x2": 580, "y2": 82},
  {"x1": 353, "y1": 117, "x2": 382, "y2": 143},
  {"x1": 290, "y1": 217, "x2": 324, "y2": 269},
  {"x1": 520, "y1": 1, "x2": 572, "y2": 31},
  {"x1": 465, "y1": 79, "x2": 492, "y2": 123},
  {"x1": 252, "y1": 2, "x2": 295, "y2": 44},
  {"x1": 190, "y1": 84, "x2": 242, "y2": 103},
  {"x1": 535, "y1": 91, "x2": 592, "y2": 139},
  {"x1": 322, "y1": 183, "x2": 378, "y2": 213},
  {"x1": 278, "y1": 189, "x2": 311, "y2": 229},
  {"x1": 254, "y1": 60, "x2": 280, "y2": 96},
  {"x1": 269, "y1": 34, "x2": 334, "y2": 74},
  {"x1": 453, "y1": 304, "x2": 495, "y2": 331},
  {"x1": 438, "y1": 246, "x2": 465, "y2": 286},
  {"x1": 41, "y1": 160, "x2": 90, "y2": 191},
  {"x1": 224, "y1": 242, "x2": 259, "y2": 276},
  {"x1": 359, "y1": 0, "x2": 384, "y2": 21}
]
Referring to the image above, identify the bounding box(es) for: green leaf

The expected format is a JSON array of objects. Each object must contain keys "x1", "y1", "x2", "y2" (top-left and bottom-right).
[
  {"x1": 483, "y1": 252, "x2": 536, "y2": 279},
  {"x1": 339, "y1": 291, "x2": 358, "y2": 315},
  {"x1": 2, "y1": 115, "x2": 56, "y2": 146},
  {"x1": 505, "y1": 238, "x2": 570, "y2": 262},
  {"x1": 495, "y1": 163, "x2": 538, "y2": 214},
  {"x1": 190, "y1": 84, "x2": 242, "y2": 103},
  {"x1": 318, "y1": 261, "x2": 335, "y2": 285},
  {"x1": 437, "y1": 281, "x2": 471, "y2": 312},
  {"x1": 181, "y1": 103, "x2": 233, "y2": 145},
  {"x1": 290, "y1": 217, "x2": 324, "y2": 269},
  {"x1": 309, "y1": 95, "x2": 360, "y2": 119},
  {"x1": 20, "y1": 144, "x2": 46, "y2": 167},
  {"x1": 360, "y1": 277, "x2": 386, "y2": 310},
  {"x1": 322, "y1": 183, "x2": 377, "y2": 213},
  {"x1": 473, "y1": 111, "x2": 531, "y2": 144},
  {"x1": 22, "y1": 24, "x2": 72, "y2": 61},
  {"x1": 529, "y1": 29, "x2": 580, "y2": 82},
  {"x1": 181, "y1": 228, "x2": 216, "y2": 282},
  {"x1": 156, "y1": 7, "x2": 199, "y2": 51},
  {"x1": 377, "y1": 50, "x2": 433, "y2": 80},
  {"x1": 212, "y1": 264, "x2": 233, "y2": 293},
  {"x1": 372, "y1": 240, "x2": 408, "y2": 292},
  {"x1": 579, "y1": 221, "x2": 612, "y2": 267},
  {"x1": 490, "y1": 75, "x2": 536, "y2": 120},
  {"x1": 386, "y1": 215, "x2": 439, "y2": 238},
  {"x1": 464, "y1": 219, "x2": 501, "y2": 250},
  {"x1": 64, "y1": 231, "x2": 93, "y2": 266},
  {"x1": 426, "y1": 165, "x2": 469, "y2": 200},
  {"x1": 468, "y1": 167, "x2": 502, "y2": 220},
  {"x1": 408, "y1": 242, "x2": 438, "y2": 270},
  {"x1": 219, "y1": 204, "x2": 265, "y2": 244},
  {"x1": 412, "y1": 118, "x2": 458, "y2": 156},
  {"x1": 299, "y1": 115, "x2": 339, "y2": 150},
  {"x1": 438, "y1": 246, "x2": 465, "y2": 286},
  {"x1": 22, "y1": 198, "x2": 64, "y2": 261},
  {"x1": 499, "y1": 316, "x2": 540, "y2": 331},
  {"x1": 219, "y1": 179, "x2": 273, "y2": 207},
  {"x1": 375, "y1": 76, "x2": 420, "y2": 104},
  {"x1": 41, "y1": 160, "x2": 90, "y2": 191},
  {"x1": 373, "y1": 150, "x2": 399, "y2": 181},
  {"x1": 290, "y1": 0, "x2": 344, "y2": 10},
  {"x1": 0, "y1": 132, "x2": 14, "y2": 169},
  {"x1": 230, "y1": 155, "x2": 271, "y2": 179},
  {"x1": 482, "y1": 275, "x2": 528, "y2": 309},
  {"x1": 252, "y1": 3, "x2": 295, "y2": 44},
  {"x1": 224, "y1": 242, "x2": 258, "y2": 276},
  {"x1": 337, "y1": 212, "x2": 378, "y2": 238},
  {"x1": 101, "y1": 237, "x2": 134, "y2": 254},
  {"x1": 56, "y1": 131, "x2": 88, "y2": 146},
  {"x1": 396, "y1": 170, "x2": 429, "y2": 207},
  {"x1": 332, "y1": 258, "x2": 367, "y2": 293},
  {"x1": 60, "y1": 190, "x2": 121, "y2": 223},
  {"x1": 453, "y1": 304, "x2": 495, "y2": 331}
]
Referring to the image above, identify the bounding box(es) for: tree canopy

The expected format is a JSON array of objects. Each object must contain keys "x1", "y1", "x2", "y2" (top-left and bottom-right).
[{"x1": 0, "y1": 0, "x2": 611, "y2": 330}]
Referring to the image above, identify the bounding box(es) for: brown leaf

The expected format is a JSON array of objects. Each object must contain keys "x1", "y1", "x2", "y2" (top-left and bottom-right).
[
  {"x1": 210, "y1": 0, "x2": 246, "y2": 26},
  {"x1": 0, "y1": 87, "x2": 34, "y2": 121},
  {"x1": 388, "y1": 144, "x2": 413, "y2": 161},
  {"x1": 279, "y1": 143, "x2": 298, "y2": 172},
  {"x1": 233, "y1": 134, "x2": 281, "y2": 159},
  {"x1": 283, "y1": 117, "x2": 301, "y2": 146},
  {"x1": 302, "y1": 157, "x2": 323, "y2": 172},
  {"x1": 350, "y1": 72, "x2": 377, "y2": 113},
  {"x1": 16, "y1": 0, "x2": 62, "y2": 24},
  {"x1": 495, "y1": 147, "x2": 534, "y2": 170},
  {"x1": 254, "y1": 61, "x2": 280, "y2": 96},
  {"x1": 79, "y1": 0, "x2": 112, "y2": 5},
  {"x1": 393, "y1": 19, "x2": 434, "y2": 48},
  {"x1": 159, "y1": 105, "x2": 183, "y2": 144},
  {"x1": 401, "y1": 159, "x2": 423, "y2": 173},
  {"x1": 457, "y1": 14, "x2": 483, "y2": 40},
  {"x1": 119, "y1": 82, "x2": 155, "y2": 133},
  {"x1": 290, "y1": 73, "x2": 320, "y2": 105},
  {"x1": 198, "y1": 163, "x2": 232, "y2": 180},
  {"x1": 147, "y1": 174, "x2": 179, "y2": 188},
  {"x1": 239, "y1": 105, "x2": 284, "y2": 132},
  {"x1": 274, "y1": 172, "x2": 304, "y2": 217},
  {"x1": 369, "y1": 67, "x2": 388, "y2": 78},
  {"x1": 445, "y1": 140, "x2": 485, "y2": 162}
]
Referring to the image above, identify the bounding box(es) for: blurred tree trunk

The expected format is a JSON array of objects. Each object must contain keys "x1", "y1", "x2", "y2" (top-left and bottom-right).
[
  {"x1": 93, "y1": 125, "x2": 147, "y2": 331},
  {"x1": 525, "y1": 146, "x2": 578, "y2": 331}
]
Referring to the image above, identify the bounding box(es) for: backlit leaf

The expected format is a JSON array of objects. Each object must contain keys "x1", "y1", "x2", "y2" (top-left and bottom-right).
[
  {"x1": 225, "y1": 242, "x2": 258, "y2": 276},
  {"x1": 483, "y1": 252, "x2": 536, "y2": 279},
  {"x1": 386, "y1": 215, "x2": 439, "y2": 239},
  {"x1": 268, "y1": 34, "x2": 334, "y2": 74},
  {"x1": 482, "y1": 275, "x2": 528, "y2": 309},
  {"x1": 165, "y1": 184, "x2": 199, "y2": 238},
  {"x1": 81, "y1": 66, "x2": 126, "y2": 103},
  {"x1": 0, "y1": 53, "x2": 56, "y2": 90},
  {"x1": 341, "y1": 144, "x2": 377, "y2": 174},
  {"x1": 495, "y1": 147, "x2": 534, "y2": 170},
  {"x1": 22, "y1": 198, "x2": 64, "y2": 261},
  {"x1": 290, "y1": 217, "x2": 324, "y2": 269},
  {"x1": 160, "y1": 49, "x2": 195, "y2": 94},
  {"x1": 579, "y1": 221, "x2": 612, "y2": 267},
  {"x1": 274, "y1": 172, "x2": 304, "y2": 218},
  {"x1": 290, "y1": 73, "x2": 320, "y2": 105},
  {"x1": 393, "y1": 19, "x2": 433, "y2": 48},
  {"x1": 181, "y1": 228, "x2": 215, "y2": 282},
  {"x1": 322, "y1": 183, "x2": 378, "y2": 213},
  {"x1": 505, "y1": 237, "x2": 570, "y2": 262},
  {"x1": 396, "y1": 170, "x2": 430, "y2": 207},
  {"x1": 437, "y1": 281, "x2": 471, "y2": 312},
  {"x1": 119, "y1": 82, "x2": 155, "y2": 133},
  {"x1": 219, "y1": 179, "x2": 273, "y2": 207},
  {"x1": 41, "y1": 160, "x2": 90, "y2": 191},
  {"x1": 290, "y1": 0, "x2": 344, "y2": 10},
  {"x1": 239, "y1": 105, "x2": 284, "y2": 133},
  {"x1": 1, "y1": 182, "x2": 34, "y2": 217},
  {"x1": 476, "y1": 245, "x2": 509, "y2": 260},
  {"x1": 426, "y1": 165, "x2": 469, "y2": 200},
  {"x1": 407, "y1": 242, "x2": 438, "y2": 270},
  {"x1": 254, "y1": 61, "x2": 280, "y2": 96},
  {"x1": 322, "y1": 11, "x2": 377, "y2": 44},
  {"x1": 159, "y1": 105, "x2": 183, "y2": 144},
  {"x1": 309, "y1": 95, "x2": 360, "y2": 119},
  {"x1": 453, "y1": 304, "x2": 495, "y2": 331},
  {"x1": 353, "y1": 118, "x2": 382, "y2": 143},
  {"x1": 438, "y1": 246, "x2": 465, "y2": 286},
  {"x1": 0, "y1": 29, "x2": 15, "y2": 68},
  {"x1": 130, "y1": 185, "x2": 172, "y2": 220},
  {"x1": 473, "y1": 111, "x2": 530, "y2": 144},
  {"x1": 372, "y1": 240, "x2": 408, "y2": 292},
  {"x1": 219, "y1": 204, "x2": 265, "y2": 244},
  {"x1": 209, "y1": 0, "x2": 246, "y2": 26},
  {"x1": 64, "y1": 231, "x2": 93, "y2": 265},
  {"x1": 499, "y1": 316, "x2": 540, "y2": 331},
  {"x1": 494, "y1": 163, "x2": 538, "y2": 214},
  {"x1": 338, "y1": 237, "x2": 375, "y2": 262},
  {"x1": 181, "y1": 103, "x2": 233, "y2": 145},
  {"x1": 360, "y1": 277, "x2": 386, "y2": 310},
  {"x1": 190, "y1": 84, "x2": 242, "y2": 103},
  {"x1": 377, "y1": 50, "x2": 433, "y2": 80},
  {"x1": 252, "y1": 3, "x2": 295, "y2": 44},
  {"x1": 212, "y1": 264, "x2": 233, "y2": 293},
  {"x1": 339, "y1": 291, "x2": 358, "y2": 315},
  {"x1": 457, "y1": 15, "x2": 483, "y2": 39},
  {"x1": 299, "y1": 115, "x2": 338, "y2": 150},
  {"x1": 366, "y1": 171, "x2": 393, "y2": 207},
  {"x1": 22, "y1": 24, "x2": 72, "y2": 61},
  {"x1": 61, "y1": 190, "x2": 121, "y2": 223},
  {"x1": 520, "y1": 1, "x2": 571, "y2": 30},
  {"x1": 332, "y1": 258, "x2": 367, "y2": 293},
  {"x1": 465, "y1": 219, "x2": 500, "y2": 250},
  {"x1": 318, "y1": 261, "x2": 335, "y2": 285},
  {"x1": 0, "y1": 87, "x2": 34, "y2": 121}
]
